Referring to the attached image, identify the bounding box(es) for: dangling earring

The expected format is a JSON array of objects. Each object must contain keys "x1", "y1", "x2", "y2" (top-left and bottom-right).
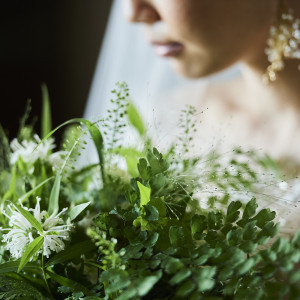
[{"x1": 263, "y1": 0, "x2": 300, "y2": 84}]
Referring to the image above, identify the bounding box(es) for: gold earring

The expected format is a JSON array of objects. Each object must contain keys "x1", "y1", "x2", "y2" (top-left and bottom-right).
[{"x1": 263, "y1": 0, "x2": 300, "y2": 84}]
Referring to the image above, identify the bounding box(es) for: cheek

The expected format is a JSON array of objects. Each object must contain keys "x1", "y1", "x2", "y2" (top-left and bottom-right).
[
  {"x1": 161, "y1": 1, "x2": 226, "y2": 52},
  {"x1": 157, "y1": 2, "x2": 239, "y2": 77},
  {"x1": 157, "y1": 0, "x2": 275, "y2": 78},
  {"x1": 160, "y1": 0, "x2": 267, "y2": 52}
]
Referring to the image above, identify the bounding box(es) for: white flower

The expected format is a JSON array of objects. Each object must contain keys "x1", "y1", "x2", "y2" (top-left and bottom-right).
[
  {"x1": 41, "y1": 207, "x2": 71, "y2": 258},
  {"x1": 10, "y1": 134, "x2": 66, "y2": 168},
  {"x1": 2, "y1": 204, "x2": 34, "y2": 259},
  {"x1": 1, "y1": 198, "x2": 72, "y2": 259}
]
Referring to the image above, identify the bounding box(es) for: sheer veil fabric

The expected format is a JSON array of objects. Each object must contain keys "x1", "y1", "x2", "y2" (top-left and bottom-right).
[
  {"x1": 84, "y1": 0, "x2": 187, "y2": 135},
  {"x1": 83, "y1": 0, "x2": 239, "y2": 158},
  {"x1": 83, "y1": 0, "x2": 300, "y2": 236},
  {"x1": 83, "y1": 0, "x2": 208, "y2": 161}
]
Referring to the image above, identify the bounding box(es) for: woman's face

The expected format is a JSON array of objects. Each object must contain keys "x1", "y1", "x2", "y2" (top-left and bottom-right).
[{"x1": 123, "y1": 0, "x2": 277, "y2": 78}]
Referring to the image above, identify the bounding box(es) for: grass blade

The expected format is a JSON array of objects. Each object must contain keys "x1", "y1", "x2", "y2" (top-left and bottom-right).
[
  {"x1": 0, "y1": 261, "x2": 40, "y2": 274},
  {"x1": 17, "y1": 99, "x2": 32, "y2": 140},
  {"x1": 18, "y1": 236, "x2": 44, "y2": 273},
  {"x1": 35, "y1": 118, "x2": 105, "y2": 184},
  {"x1": 3, "y1": 164, "x2": 18, "y2": 202},
  {"x1": 46, "y1": 270, "x2": 93, "y2": 295},
  {"x1": 19, "y1": 177, "x2": 54, "y2": 203},
  {"x1": 48, "y1": 173, "x2": 62, "y2": 215},
  {"x1": 0, "y1": 124, "x2": 10, "y2": 171},
  {"x1": 16, "y1": 205, "x2": 43, "y2": 234},
  {"x1": 127, "y1": 102, "x2": 146, "y2": 136},
  {"x1": 69, "y1": 202, "x2": 91, "y2": 221},
  {"x1": 45, "y1": 240, "x2": 95, "y2": 267},
  {"x1": 41, "y1": 83, "x2": 52, "y2": 139}
]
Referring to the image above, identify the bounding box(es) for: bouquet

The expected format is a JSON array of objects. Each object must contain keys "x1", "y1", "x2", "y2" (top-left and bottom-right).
[{"x1": 0, "y1": 83, "x2": 299, "y2": 300}]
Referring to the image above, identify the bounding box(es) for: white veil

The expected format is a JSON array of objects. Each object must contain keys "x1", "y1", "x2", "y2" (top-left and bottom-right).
[
  {"x1": 81, "y1": 0, "x2": 300, "y2": 235},
  {"x1": 84, "y1": 0, "x2": 187, "y2": 121},
  {"x1": 83, "y1": 0, "x2": 239, "y2": 163}
]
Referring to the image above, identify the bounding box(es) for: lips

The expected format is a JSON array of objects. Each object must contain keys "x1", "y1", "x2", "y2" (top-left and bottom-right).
[{"x1": 151, "y1": 42, "x2": 184, "y2": 57}]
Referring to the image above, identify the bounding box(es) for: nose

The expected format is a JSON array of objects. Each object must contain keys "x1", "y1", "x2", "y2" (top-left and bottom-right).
[{"x1": 123, "y1": 0, "x2": 160, "y2": 24}]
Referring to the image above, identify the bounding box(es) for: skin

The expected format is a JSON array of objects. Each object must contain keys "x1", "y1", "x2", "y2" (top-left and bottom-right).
[
  {"x1": 123, "y1": 1, "x2": 300, "y2": 235},
  {"x1": 123, "y1": 0, "x2": 300, "y2": 163},
  {"x1": 123, "y1": 0, "x2": 278, "y2": 78},
  {"x1": 123, "y1": 0, "x2": 300, "y2": 112}
]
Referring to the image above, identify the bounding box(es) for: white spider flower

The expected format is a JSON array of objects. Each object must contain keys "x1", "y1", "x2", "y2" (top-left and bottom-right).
[
  {"x1": 1, "y1": 206, "x2": 34, "y2": 259},
  {"x1": 10, "y1": 134, "x2": 66, "y2": 168},
  {"x1": 1, "y1": 197, "x2": 72, "y2": 259}
]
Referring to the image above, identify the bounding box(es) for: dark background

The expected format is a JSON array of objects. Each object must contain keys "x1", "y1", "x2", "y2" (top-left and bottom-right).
[{"x1": 0, "y1": 0, "x2": 112, "y2": 141}]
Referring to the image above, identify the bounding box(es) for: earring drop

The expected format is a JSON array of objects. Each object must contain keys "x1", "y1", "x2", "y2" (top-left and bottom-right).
[{"x1": 263, "y1": 1, "x2": 300, "y2": 84}]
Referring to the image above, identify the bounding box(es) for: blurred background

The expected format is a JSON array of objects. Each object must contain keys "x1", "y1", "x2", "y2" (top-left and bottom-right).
[{"x1": 0, "y1": 0, "x2": 112, "y2": 140}]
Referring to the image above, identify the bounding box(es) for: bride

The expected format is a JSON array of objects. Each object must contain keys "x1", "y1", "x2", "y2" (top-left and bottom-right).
[
  {"x1": 120, "y1": 0, "x2": 300, "y2": 165},
  {"x1": 86, "y1": 0, "x2": 300, "y2": 234}
]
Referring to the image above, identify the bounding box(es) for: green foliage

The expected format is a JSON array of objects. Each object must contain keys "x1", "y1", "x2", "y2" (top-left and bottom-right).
[
  {"x1": 41, "y1": 83, "x2": 52, "y2": 139},
  {"x1": 69, "y1": 201, "x2": 91, "y2": 221},
  {"x1": 86, "y1": 146, "x2": 300, "y2": 299},
  {"x1": 0, "y1": 261, "x2": 40, "y2": 274},
  {"x1": 45, "y1": 240, "x2": 95, "y2": 268},
  {"x1": 17, "y1": 99, "x2": 34, "y2": 141},
  {"x1": 0, "y1": 124, "x2": 10, "y2": 172},
  {"x1": 1, "y1": 84, "x2": 300, "y2": 300},
  {"x1": 127, "y1": 101, "x2": 146, "y2": 137},
  {"x1": 16, "y1": 205, "x2": 44, "y2": 234},
  {"x1": 177, "y1": 105, "x2": 197, "y2": 155},
  {"x1": 0, "y1": 275, "x2": 45, "y2": 300},
  {"x1": 48, "y1": 173, "x2": 62, "y2": 215},
  {"x1": 46, "y1": 270, "x2": 93, "y2": 296},
  {"x1": 102, "y1": 82, "x2": 129, "y2": 151},
  {"x1": 17, "y1": 236, "x2": 44, "y2": 273}
]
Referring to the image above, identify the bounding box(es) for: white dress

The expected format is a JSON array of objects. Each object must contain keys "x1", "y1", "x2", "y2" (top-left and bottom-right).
[{"x1": 151, "y1": 77, "x2": 300, "y2": 238}]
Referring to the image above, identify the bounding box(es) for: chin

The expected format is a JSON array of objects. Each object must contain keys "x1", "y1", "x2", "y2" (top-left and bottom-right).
[{"x1": 170, "y1": 57, "x2": 230, "y2": 79}]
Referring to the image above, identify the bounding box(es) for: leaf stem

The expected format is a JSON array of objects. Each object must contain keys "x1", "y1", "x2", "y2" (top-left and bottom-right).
[{"x1": 42, "y1": 253, "x2": 54, "y2": 299}]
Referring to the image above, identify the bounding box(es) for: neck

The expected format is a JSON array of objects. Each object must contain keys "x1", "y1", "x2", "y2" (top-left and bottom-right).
[
  {"x1": 241, "y1": 61, "x2": 300, "y2": 114},
  {"x1": 240, "y1": 0, "x2": 300, "y2": 114}
]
